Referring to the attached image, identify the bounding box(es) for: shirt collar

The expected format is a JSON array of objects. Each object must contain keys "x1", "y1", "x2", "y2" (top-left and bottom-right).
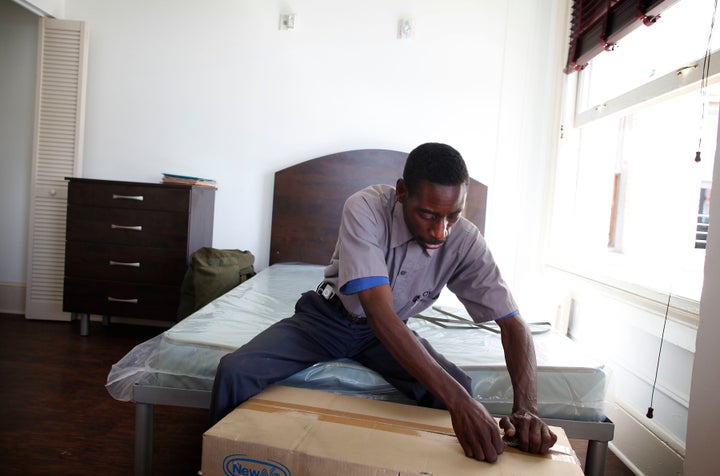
[{"x1": 390, "y1": 200, "x2": 414, "y2": 248}]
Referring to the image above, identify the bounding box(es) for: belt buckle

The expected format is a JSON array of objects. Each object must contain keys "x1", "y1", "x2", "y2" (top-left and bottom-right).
[
  {"x1": 317, "y1": 283, "x2": 366, "y2": 324},
  {"x1": 317, "y1": 282, "x2": 335, "y2": 300}
]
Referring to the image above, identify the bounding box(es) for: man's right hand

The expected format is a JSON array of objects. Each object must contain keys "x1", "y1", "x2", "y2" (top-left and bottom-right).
[
  {"x1": 358, "y1": 285, "x2": 505, "y2": 463},
  {"x1": 449, "y1": 395, "x2": 505, "y2": 463},
  {"x1": 449, "y1": 398, "x2": 505, "y2": 463}
]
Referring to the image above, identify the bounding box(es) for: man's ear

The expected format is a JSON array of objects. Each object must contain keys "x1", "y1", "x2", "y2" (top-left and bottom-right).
[{"x1": 396, "y1": 178, "x2": 408, "y2": 203}]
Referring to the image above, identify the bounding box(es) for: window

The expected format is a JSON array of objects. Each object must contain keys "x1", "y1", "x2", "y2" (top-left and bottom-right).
[
  {"x1": 550, "y1": 0, "x2": 719, "y2": 302},
  {"x1": 696, "y1": 182, "x2": 712, "y2": 249},
  {"x1": 575, "y1": 1, "x2": 720, "y2": 110}
]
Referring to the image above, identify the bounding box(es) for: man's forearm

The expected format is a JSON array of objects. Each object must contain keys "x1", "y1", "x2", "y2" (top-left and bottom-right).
[
  {"x1": 497, "y1": 314, "x2": 559, "y2": 454},
  {"x1": 498, "y1": 314, "x2": 539, "y2": 414},
  {"x1": 358, "y1": 284, "x2": 511, "y2": 462}
]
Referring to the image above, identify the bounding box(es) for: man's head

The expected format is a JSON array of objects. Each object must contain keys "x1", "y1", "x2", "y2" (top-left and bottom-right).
[
  {"x1": 401, "y1": 142, "x2": 469, "y2": 195},
  {"x1": 396, "y1": 143, "x2": 469, "y2": 250}
]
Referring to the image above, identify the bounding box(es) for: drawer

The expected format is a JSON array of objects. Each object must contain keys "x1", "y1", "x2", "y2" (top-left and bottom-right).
[
  {"x1": 68, "y1": 180, "x2": 191, "y2": 212},
  {"x1": 63, "y1": 278, "x2": 180, "y2": 320},
  {"x1": 66, "y1": 205, "x2": 189, "y2": 247},
  {"x1": 64, "y1": 242, "x2": 188, "y2": 284}
]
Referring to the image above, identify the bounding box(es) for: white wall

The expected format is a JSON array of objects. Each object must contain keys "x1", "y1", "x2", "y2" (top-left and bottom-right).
[
  {"x1": 0, "y1": 0, "x2": 37, "y2": 309},
  {"x1": 66, "y1": 0, "x2": 492, "y2": 270},
  {"x1": 1, "y1": 0, "x2": 567, "y2": 314},
  {"x1": 551, "y1": 270, "x2": 694, "y2": 474},
  {"x1": 55, "y1": 0, "x2": 564, "y2": 292},
  {"x1": 683, "y1": 103, "x2": 720, "y2": 475}
]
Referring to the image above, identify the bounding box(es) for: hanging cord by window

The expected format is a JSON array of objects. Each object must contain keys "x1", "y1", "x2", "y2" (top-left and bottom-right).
[
  {"x1": 695, "y1": 0, "x2": 719, "y2": 163},
  {"x1": 647, "y1": 292, "x2": 672, "y2": 419}
]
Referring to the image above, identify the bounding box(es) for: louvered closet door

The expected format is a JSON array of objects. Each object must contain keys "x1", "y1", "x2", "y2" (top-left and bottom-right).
[{"x1": 25, "y1": 18, "x2": 88, "y2": 320}]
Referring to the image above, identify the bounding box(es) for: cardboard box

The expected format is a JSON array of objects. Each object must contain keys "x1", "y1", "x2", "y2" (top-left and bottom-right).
[{"x1": 202, "y1": 385, "x2": 583, "y2": 476}]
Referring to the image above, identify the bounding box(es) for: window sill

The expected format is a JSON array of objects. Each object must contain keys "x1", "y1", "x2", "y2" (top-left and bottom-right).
[{"x1": 546, "y1": 262, "x2": 700, "y2": 329}]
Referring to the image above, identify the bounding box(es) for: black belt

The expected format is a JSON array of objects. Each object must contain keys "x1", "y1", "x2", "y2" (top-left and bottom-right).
[{"x1": 316, "y1": 282, "x2": 367, "y2": 324}]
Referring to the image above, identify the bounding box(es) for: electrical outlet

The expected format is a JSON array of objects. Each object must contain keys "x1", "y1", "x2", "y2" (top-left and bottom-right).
[
  {"x1": 398, "y1": 19, "x2": 413, "y2": 39},
  {"x1": 279, "y1": 14, "x2": 295, "y2": 30}
]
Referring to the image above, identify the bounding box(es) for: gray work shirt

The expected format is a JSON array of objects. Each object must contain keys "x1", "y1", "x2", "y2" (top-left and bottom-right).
[{"x1": 323, "y1": 184, "x2": 517, "y2": 322}]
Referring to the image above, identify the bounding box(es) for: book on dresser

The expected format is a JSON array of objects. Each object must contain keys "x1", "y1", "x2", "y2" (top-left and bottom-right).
[
  {"x1": 63, "y1": 177, "x2": 215, "y2": 336},
  {"x1": 161, "y1": 172, "x2": 217, "y2": 188}
]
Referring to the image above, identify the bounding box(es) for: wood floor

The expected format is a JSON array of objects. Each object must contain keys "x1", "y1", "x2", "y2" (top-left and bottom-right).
[{"x1": 0, "y1": 313, "x2": 635, "y2": 475}]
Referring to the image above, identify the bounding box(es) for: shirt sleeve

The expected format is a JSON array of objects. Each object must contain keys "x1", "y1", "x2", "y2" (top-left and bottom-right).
[
  {"x1": 447, "y1": 227, "x2": 518, "y2": 322},
  {"x1": 341, "y1": 275, "x2": 390, "y2": 294},
  {"x1": 336, "y1": 189, "x2": 392, "y2": 290}
]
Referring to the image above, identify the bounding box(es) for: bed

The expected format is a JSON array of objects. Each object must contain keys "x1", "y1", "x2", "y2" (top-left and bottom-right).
[{"x1": 105, "y1": 149, "x2": 614, "y2": 476}]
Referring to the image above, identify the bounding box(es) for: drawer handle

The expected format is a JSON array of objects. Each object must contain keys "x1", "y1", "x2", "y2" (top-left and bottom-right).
[
  {"x1": 111, "y1": 224, "x2": 143, "y2": 231},
  {"x1": 109, "y1": 260, "x2": 141, "y2": 268},
  {"x1": 107, "y1": 297, "x2": 139, "y2": 304},
  {"x1": 112, "y1": 194, "x2": 144, "y2": 201}
]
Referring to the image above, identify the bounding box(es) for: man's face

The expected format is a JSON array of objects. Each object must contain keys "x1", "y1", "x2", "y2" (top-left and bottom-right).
[{"x1": 396, "y1": 179, "x2": 467, "y2": 250}]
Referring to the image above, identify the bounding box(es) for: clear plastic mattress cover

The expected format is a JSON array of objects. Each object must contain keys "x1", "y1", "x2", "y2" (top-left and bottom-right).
[{"x1": 106, "y1": 263, "x2": 607, "y2": 421}]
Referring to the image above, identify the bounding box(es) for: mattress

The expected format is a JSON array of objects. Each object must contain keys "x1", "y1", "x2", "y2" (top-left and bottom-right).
[{"x1": 106, "y1": 263, "x2": 607, "y2": 421}]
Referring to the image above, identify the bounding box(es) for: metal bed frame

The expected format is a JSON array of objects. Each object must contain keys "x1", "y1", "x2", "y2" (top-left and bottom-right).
[{"x1": 132, "y1": 383, "x2": 614, "y2": 476}]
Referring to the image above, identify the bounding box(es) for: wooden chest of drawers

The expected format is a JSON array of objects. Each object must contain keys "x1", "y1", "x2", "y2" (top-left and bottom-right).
[{"x1": 63, "y1": 178, "x2": 215, "y2": 334}]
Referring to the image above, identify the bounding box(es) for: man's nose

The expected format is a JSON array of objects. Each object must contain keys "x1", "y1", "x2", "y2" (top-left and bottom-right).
[{"x1": 430, "y1": 219, "x2": 448, "y2": 240}]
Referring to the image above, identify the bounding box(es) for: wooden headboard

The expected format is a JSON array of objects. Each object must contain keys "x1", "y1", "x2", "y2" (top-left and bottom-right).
[{"x1": 269, "y1": 149, "x2": 488, "y2": 265}]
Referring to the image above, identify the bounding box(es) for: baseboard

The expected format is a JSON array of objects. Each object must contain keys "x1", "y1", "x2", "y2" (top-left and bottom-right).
[
  {"x1": 604, "y1": 400, "x2": 684, "y2": 475},
  {"x1": 0, "y1": 281, "x2": 26, "y2": 315}
]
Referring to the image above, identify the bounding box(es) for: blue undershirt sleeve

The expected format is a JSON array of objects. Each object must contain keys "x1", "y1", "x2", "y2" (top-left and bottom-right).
[
  {"x1": 341, "y1": 276, "x2": 389, "y2": 295},
  {"x1": 496, "y1": 309, "x2": 520, "y2": 321}
]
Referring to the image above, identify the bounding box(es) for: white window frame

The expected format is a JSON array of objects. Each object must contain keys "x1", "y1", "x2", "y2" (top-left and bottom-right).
[
  {"x1": 575, "y1": 49, "x2": 720, "y2": 128},
  {"x1": 549, "y1": 48, "x2": 720, "y2": 322}
]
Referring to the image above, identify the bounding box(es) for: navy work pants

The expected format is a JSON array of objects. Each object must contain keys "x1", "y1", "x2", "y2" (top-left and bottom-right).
[{"x1": 209, "y1": 291, "x2": 472, "y2": 425}]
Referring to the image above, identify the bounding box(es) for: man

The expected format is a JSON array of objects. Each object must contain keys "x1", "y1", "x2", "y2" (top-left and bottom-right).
[{"x1": 210, "y1": 142, "x2": 557, "y2": 463}]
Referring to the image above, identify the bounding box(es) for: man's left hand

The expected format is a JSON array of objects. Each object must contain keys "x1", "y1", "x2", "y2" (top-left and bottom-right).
[{"x1": 498, "y1": 410, "x2": 557, "y2": 454}]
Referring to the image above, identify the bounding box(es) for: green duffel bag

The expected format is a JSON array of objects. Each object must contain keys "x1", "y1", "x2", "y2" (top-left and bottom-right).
[{"x1": 177, "y1": 247, "x2": 256, "y2": 320}]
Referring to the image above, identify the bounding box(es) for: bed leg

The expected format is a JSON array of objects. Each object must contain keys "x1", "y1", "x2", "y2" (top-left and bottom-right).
[
  {"x1": 584, "y1": 439, "x2": 607, "y2": 476},
  {"x1": 135, "y1": 402, "x2": 154, "y2": 476}
]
